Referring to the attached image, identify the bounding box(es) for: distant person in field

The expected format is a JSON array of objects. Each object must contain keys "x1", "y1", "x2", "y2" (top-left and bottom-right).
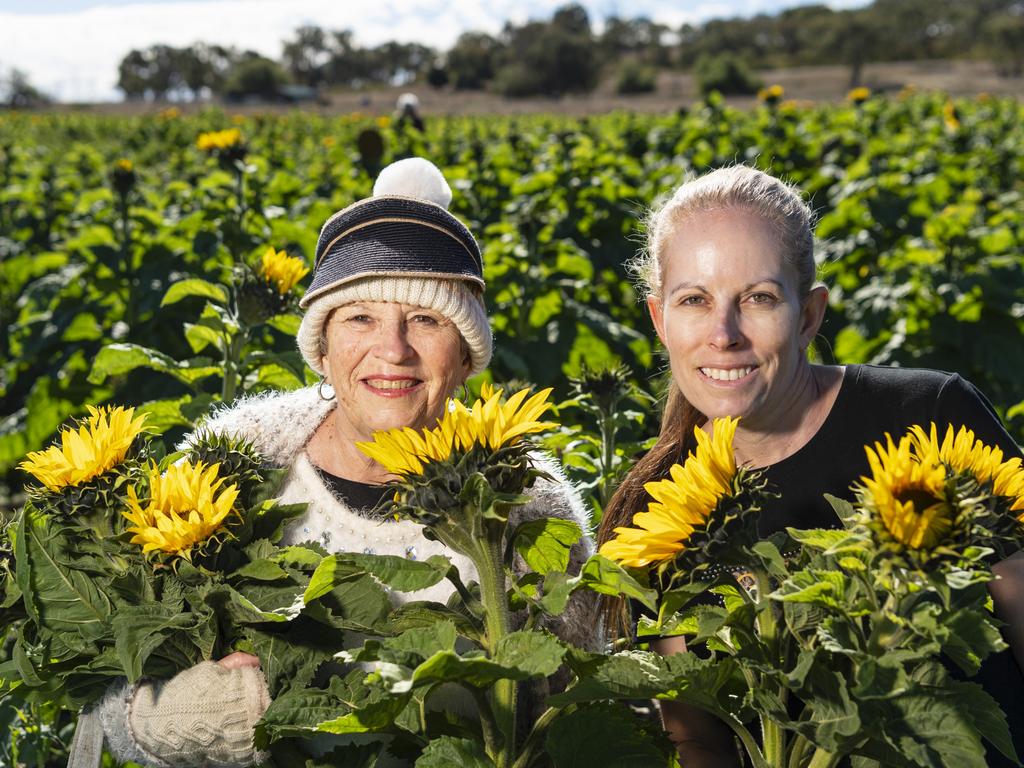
[
  {"x1": 86, "y1": 158, "x2": 596, "y2": 767},
  {"x1": 395, "y1": 91, "x2": 425, "y2": 132},
  {"x1": 596, "y1": 164, "x2": 1024, "y2": 767}
]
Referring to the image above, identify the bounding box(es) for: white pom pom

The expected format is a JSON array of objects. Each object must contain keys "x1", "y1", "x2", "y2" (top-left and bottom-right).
[{"x1": 372, "y1": 157, "x2": 452, "y2": 209}]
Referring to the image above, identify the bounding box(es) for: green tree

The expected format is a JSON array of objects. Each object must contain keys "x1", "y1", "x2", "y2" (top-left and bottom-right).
[
  {"x1": 281, "y1": 25, "x2": 331, "y2": 87},
  {"x1": 493, "y1": 3, "x2": 599, "y2": 97},
  {"x1": 0, "y1": 68, "x2": 50, "y2": 108},
  {"x1": 446, "y1": 32, "x2": 500, "y2": 90},
  {"x1": 222, "y1": 52, "x2": 290, "y2": 101}
]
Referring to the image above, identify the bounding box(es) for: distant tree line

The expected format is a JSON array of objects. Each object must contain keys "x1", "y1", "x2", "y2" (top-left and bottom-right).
[
  {"x1": 0, "y1": 67, "x2": 51, "y2": 108},
  {"x1": 109, "y1": 0, "x2": 1024, "y2": 101}
]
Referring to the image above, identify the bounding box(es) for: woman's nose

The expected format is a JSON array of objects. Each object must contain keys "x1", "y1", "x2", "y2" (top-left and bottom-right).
[
  {"x1": 708, "y1": 307, "x2": 744, "y2": 349},
  {"x1": 373, "y1": 321, "x2": 413, "y2": 362}
]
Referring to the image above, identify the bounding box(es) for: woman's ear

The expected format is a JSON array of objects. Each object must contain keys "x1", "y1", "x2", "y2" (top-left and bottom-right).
[
  {"x1": 646, "y1": 294, "x2": 668, "y2": 346},
  {"x1": 799, "y1": 285, "x2": 829, "y2": 348}
]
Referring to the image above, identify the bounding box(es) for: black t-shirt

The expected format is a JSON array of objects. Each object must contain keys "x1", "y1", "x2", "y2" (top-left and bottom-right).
[
  {"x1": 640, "y1": 365, "x2": 1024, "y2": 763},
  {"x1": 758, "y1": 363, "x2": 1022, "y2": 536},
  {"x1": 312, "y1": 466, "x2": 391, "y2": 517}
]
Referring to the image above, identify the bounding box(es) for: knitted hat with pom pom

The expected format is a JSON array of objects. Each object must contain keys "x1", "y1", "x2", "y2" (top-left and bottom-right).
[{"x1": 297, "y1": 158, "x2": 491, "y2": 376}]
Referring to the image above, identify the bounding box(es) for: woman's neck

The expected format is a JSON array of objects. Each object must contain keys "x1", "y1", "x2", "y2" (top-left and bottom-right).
[
  {"x1": 724, "y1": 364, "x2": 844, "y2": 469},
  {"x1": 305, "y1": 408, "x2": 392, "y2": 485}
]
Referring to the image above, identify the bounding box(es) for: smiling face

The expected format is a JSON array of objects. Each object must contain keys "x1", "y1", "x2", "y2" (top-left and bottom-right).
[
  {"x1": 321, "y1": 301, "x2": 471, "y2": 442},
  {"x1": 647, "y1": 207, "x2": 826, "y2": 431}
]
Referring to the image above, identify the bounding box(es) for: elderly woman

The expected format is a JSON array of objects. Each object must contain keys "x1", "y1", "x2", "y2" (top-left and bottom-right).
[
  {"x1": 86, "y1": 158, "x2": 596, "y2": 768},
  {"x1": 597, "y1": 165, "x2": 1024, "y2": 767}
]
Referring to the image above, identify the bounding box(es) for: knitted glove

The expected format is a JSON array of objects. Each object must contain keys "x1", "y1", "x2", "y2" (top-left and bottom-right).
[{"x1": 97, "y1": 661, "x2": 271, "y2": 768}]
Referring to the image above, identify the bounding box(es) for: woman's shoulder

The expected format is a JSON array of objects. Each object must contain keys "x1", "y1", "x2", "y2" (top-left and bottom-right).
[
  {"x1": 842, "y1": 364, "x2": 1017, "y2": 454},
  {"x1": 178, "y1": 386, "x2": 332, "y2": 467},
  {"x1": 847, "y1": 363, "x2": 963, "y2": 396},
  {"x1": 842, "y1": 363, "x2": 982, "y2": 416},
  {"x1": 515, "y1": 451, "x2": 594, "y2": 541}
]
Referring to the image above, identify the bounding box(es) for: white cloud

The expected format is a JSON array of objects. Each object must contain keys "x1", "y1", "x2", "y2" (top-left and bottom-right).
[{"x1": 0, "y1": 0, "x2": 868, "y2": 102}]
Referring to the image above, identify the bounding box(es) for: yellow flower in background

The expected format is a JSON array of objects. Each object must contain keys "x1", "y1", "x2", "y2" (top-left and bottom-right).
[
  {"x1": 862, "y1": 433, "x2": 951, "y2": 550},
  {"x1": 847, "y1": 87, "x2": 871, "y2": 104},
  {"x1": 601, "y1": 417, "x2": 738, "y2": 568},
  {"x1": 196, "y1": 128, "x2": 243, "y2": 151},
  {"x1": 910, "y1": 423, "x2": 1024, "y2": 514},
  {"x1": 376, "y1": 115, "x2": 391, "y2": 129},
  {"x1": 158, "y1": 106, "x2": 181, "y2": 120},
  {"x1": 20, "y1": 406, "x2": 147, "y2": 492},
  {"x1": 322, "y1": 136, "x2": 336, "y2": 148},
  {"x1": 942, "y1": 100, "x2": 960, "y2": 132},
  {"x1": 258, "y1": 246, "x2": 309, "y2": 295},
  {"x1": 123, "y1": 461, "x2": 239, "y2": 559},
  {"x1": 356, "y1": 385, "x2": 556, "y2": 477},
  {"x1": 115, "y1": 158, "x2": 134, "y2": 172},
  {"x1": 231, "y1": 114, "x2": 246, "y2": 125},
  {"x1": 758, "y1": 84, "x2": 784, "y2": 104}
]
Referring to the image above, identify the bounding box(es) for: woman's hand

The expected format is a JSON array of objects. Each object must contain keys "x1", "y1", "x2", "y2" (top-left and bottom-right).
[
  {"x1": 217, "y1": 651, "x2": 261, "y2": 670},
  {"x1": 652, "y1": 637, "x2": 743, "y2": 768}
]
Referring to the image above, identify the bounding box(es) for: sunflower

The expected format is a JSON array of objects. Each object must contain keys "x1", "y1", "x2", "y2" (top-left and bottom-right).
[
  {"x1": 600, "y1": 417, "x2": 738, "y2": 568},
  {"x1": 451, "y1": 383, "x2": 557, "y2": 453},
  {"x1": 942, "y1": 101, "x2": 960, "y2": 132},
  {"x1": 910, "y1": 423, "x2": 1024, "y2": 515},
  {"x1": 196, "y1": 128, "x2": 243, "y2": 151},
  {"x1": 258, "y1": 246, "x2": 309, "y2": 295},
  {"x1": 123, "y1": 460, "x2": 239, "y2": 559},
  {"x1": 356, "y1": 385, "x2": 556, "y2": 478},
  {"x1": 758, "y1": 84, "x2": 784, "y2": 104},
  {"x1": 356, "y1": 418, "x2": 458, "y2": 477},
  {"x1": 861, "y1": 433, "x2": 952, "y2": 550},
  {"x1": 20, "y1": 406, "x2": 147, "y2": 492},
  {"x1": 847, "y1": 87, "x2": 871, "y2": 104}
]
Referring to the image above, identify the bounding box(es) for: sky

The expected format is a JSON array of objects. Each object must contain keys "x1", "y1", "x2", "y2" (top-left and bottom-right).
[{"x1": 0, "y1": 0, "x2": 867, "y2": 103}]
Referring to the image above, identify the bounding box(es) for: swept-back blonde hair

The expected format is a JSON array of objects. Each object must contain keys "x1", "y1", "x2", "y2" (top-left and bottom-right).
[{"x1": 599, "y1": 165, "x2": 817, "y2": 638}]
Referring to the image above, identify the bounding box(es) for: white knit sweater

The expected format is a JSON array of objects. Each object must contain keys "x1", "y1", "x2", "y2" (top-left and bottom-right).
[{"x1": 96, "y1": 386, "x2": 599, "y2": 767}]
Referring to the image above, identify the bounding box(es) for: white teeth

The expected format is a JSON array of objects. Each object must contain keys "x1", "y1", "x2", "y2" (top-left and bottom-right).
[
  {"x1": 700, "y1": 366, "x2": 754, "y2": 381},
  {"x1": 368, "y1": 379, "x2": 417, "y2": 390}
]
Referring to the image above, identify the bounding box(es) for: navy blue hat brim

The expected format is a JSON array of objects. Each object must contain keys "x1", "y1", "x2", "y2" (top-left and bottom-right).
[{"x1": 301, "y1": 195, "x2": 483, "y2": 308}]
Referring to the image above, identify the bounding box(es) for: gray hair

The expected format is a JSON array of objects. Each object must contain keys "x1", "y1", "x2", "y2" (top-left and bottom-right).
[{"x1": 632, "y1": 165, "x2": 816, "y2": 299}]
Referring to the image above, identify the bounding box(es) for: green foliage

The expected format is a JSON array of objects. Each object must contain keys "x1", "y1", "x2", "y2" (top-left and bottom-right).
[
  {"x1": 694, "y1": 53, "x2": 761, "y2": 96},
  {"x1": 3, "y1": 92, "x2": 1024, "y2": 766},
  {"x1": 615, "y1": 61, "x2": 658, "y2": 95}
]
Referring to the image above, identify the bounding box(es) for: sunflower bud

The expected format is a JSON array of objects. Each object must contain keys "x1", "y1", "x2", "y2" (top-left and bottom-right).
[{"x1": 110, "y1": 158, "x2": 136, "y2": 196}]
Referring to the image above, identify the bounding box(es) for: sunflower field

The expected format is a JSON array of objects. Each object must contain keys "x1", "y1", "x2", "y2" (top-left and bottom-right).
[{"x1": 1, "y1": 90, "x2": 1023, "y2": 764}]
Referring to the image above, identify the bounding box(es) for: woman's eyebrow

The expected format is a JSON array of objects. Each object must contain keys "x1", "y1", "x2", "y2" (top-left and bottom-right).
[{"x1": 666, "y1": 281, "x2": 706, "y2": 297}]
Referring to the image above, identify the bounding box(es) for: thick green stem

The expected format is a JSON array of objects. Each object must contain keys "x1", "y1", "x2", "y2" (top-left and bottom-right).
[
  {"x1": 466, "y1": 686, "x2": 502, "y2": 760},
  {"x1": 725, "y1": 717, "x2": 770, "y2": 768},
  {"x1": 512, "y1": 705, "x2": 566, "y2": 768},
  {"x1": 788, "y1": 734, "x2": 811, "y2": 768},
  {"x1": 221, "y1": 331, "x2": 245, "y2": 405},
  {"x1": 118, "y1": 192, "x2": 134, "y2": 328},
  {"x1": 806, "y1": 747, "x2": 840, "y2": 768},
  {"x1": 599, "y1": 413, "x2": 616, "y2": 509},
  {"x1": 755, "y1": 569, "x2": 786, "y2": 766},
  {"x1": 475, "y1": 535, "x2": 515, "y2": 768}
]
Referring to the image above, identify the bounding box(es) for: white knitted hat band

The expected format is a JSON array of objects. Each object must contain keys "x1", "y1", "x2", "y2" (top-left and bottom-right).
[{"x1": 297, "y1": 276, "x2": 492, "y2": 377}]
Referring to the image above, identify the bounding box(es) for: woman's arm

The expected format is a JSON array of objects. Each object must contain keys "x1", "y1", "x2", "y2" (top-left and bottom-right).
[
  {"x1": 93, "y1": 660, "x2": 270, "y2": 768},
  {"x1": 991, "y1": 551, "x2": 1024, "y2": 673},
  {"x1": 652, "y1": 636, "x2": 743, "y2": 768}
]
